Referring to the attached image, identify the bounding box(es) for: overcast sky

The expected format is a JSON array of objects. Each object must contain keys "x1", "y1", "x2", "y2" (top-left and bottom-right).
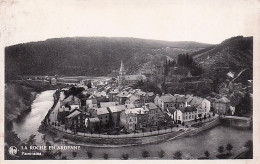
[{"x1": 1, "y1": 0, "x2": 259, "y2": 46}]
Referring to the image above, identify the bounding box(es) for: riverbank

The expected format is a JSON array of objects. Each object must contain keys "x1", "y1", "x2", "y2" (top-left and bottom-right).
[
  {"x1": 5, "y1": 83, "x2": 38, "y2": 122},
  {"x1": 4, "y1": 83, "x2": 40, "y2": 159},
  {"x1": 42, "y1": 114, "x2": 220, "y2": 147}
]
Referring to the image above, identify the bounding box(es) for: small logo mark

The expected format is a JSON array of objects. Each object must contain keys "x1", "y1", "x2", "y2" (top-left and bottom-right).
[{"x1": 8, "y1": 146, "x2": 18, "y2": 155}]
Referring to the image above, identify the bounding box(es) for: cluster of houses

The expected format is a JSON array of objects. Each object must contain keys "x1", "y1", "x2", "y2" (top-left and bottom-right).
[
  {"x1": 56, "y1": 86, "x2": 165, "y2": 133},
  {"x1": 52, "y1": 61, "x2": 243, "y2": 135},
  {"x1": 55, "y1": 82, "x2": 232, "y2": 134}
]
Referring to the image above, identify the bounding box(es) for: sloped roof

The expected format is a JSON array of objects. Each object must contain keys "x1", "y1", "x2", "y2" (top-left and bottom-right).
[
  {"x1": 109, "y1": 105, "x2": 126, "y2": 113},
  {"x1": 117, "y1": 91, "x2": 129, "y2": 97},
  {"x1": 95, "y1": 91, "x2": 107, "y2": 97},
  {"x1": 179, "y1": 106, "x2": 197, "y2": 113},
  {"x1": 66, "y1": 110, "x2": 81, "y2": 119},
  {"x1": 100, "y1": 102, "x2": 116, "y2": 108},
  {"x1": 88, "y1": 117, "x2": 100, "y2": 122},
  {"x1": 95, "y1": 107, "x2": 109, "y2": 115},
  {"x1": 189, "y1": 97, "x2": 204, "y2": 107},
  {"x1": 160, "y1": 94, "x2": 174, "y2": 102},
  {"x1": 135, "y1": 90, "x2": 146, "y2": 96},
  {"x1": 125, "y1": 108, "x2": 148, "y2": 115},
  {"x1": 129, "y1": 95, "x2": 140, "y2": 103},
  {"x1": 172, "y1": 94, "x2": 186, "y2": 103},
  {"x1": 146, "y1": 92, "x2": 155, "y2": 97},
  {"x1": 125, "y1": 103, "x2": 136, "y2": 109},
  {"x1": 145, "y1": 103, "x2": 158, "y2": 110},
  {"x1": 216, "y1": 97, "x2": 231, "y2": 103},
  {"x1": 125, "y1": 75, "x2": 146, "y2": 81}
]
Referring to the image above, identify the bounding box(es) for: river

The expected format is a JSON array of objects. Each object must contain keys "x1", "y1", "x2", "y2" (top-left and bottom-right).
[
  {"x1": 13, "y1": 90, "x2": 56, "y2": 143},
  {"x1": 12, "y1": 90, "x2": 252, "y2": 159}
]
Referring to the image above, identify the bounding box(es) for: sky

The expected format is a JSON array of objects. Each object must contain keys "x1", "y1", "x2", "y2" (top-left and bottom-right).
[{"x1": 1, "y1": 0, "x2": 259, "y2": 46}]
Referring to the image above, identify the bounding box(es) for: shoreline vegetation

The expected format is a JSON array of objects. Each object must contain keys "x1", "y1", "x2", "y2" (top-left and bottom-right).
[{"x1": 4, "y1": 82, "x2": 66, "y2": 160}]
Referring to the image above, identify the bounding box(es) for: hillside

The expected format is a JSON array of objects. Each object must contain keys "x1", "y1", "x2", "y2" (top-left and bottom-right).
[
  {"x1": 5, "y1": 37, "x2": 211, "y2": 80},
  {"x1": 192, "y1": 36, "x2": 253, "y2": 85}
]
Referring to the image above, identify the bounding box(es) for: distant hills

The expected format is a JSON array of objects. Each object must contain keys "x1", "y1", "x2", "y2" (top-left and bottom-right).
[
  {"x1": 5, "y1": 37, "x2": 211, "y2": 80},
  {"x1": 5, "y1": 36, "x2": 253, "y2": 86}
]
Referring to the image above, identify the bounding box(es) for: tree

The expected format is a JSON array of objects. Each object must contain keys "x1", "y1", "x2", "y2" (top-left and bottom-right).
[
  {"x1": 136, "y1": 80, "x2": 145, "y2": 87},
  {"x1": 204, "y1": 151, "x2": 210, "y2": 158},
  {"x1": 58, "y1": 150, "x2": 62, "y2": 158},
  {"x1": 87, "y1": 151, "x2": 93, "y2": 159},
  {"x1": 103, "y1": 153, "x2": 108, "y2": 159},
  {"x1": 157, "y1": 126, "x2": 160, "y2": 134},
  {"x1": 235, "y1": 93, "x2": 252, "y2": 116},
  {"x1": 87, "y1": 81, "x2": 92, "y2": 89},
  {"x1": 173, "y1": 151, "x2": 182, "y2": 159},
  {"x1": 121, "y1": 153, "x2": 129, "y2": 160},
  {"x1": 158, "y1": 150, "x2": 165, "y2": 158},
  {"x1": 142, "y1": 128, "x2": 145, "y2": 136},
  {"x1": 244, "y1": 140, "x2": 253, "y2": 152},
  {"x1": 72, "y1": 151, "x2": 77, "y2": 158},
  {"x1": 142, "y1": 150, "x2": 149, "y2": 158},
  {"x1": 218, "y1": 146, "x2": 224, "y2": 154},
  {"x1": 61, "y1": 156, "x2": 67, "y2": 159},
  {"x1": 226, "y1": 143, "x2": 233, "y2": 153}
]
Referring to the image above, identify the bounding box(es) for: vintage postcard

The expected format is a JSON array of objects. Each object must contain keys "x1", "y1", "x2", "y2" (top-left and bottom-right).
[{"x1": 0, "y1": 0, "x2": 260, "y2": 163}]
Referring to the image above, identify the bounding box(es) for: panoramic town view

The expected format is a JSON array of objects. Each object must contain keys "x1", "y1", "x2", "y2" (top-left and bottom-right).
[
  {"x1": 2, "y1": 0, "x2": 257, "y2": 161},
  {"x1": 4, "y1": 35, "x2": 253, "y2": 160}
]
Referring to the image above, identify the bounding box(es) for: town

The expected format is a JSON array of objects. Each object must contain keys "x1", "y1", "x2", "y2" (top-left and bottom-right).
[{"x1": 41, "y1": 59, "x2": 252, "y2": 136}]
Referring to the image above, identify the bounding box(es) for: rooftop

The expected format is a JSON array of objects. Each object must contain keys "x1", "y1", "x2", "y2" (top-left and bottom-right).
[
  {"x1": 125, "y1": 108, "x2": 148, "y2": 115},
  {"x1": 95, "y1": 107, "x2": 110, "y2": 115},
  {"x1": 66, "y1": 110, "x2": 81, "y2": 119},
  {"x1": 125, "y1": 75, "x2": 146, "y2": 81},
  {"x1": 100, "y1": 102, "x2": 117, "y2": 108},
  {"x1": 145, "y1": 103, "x2": 158, "y2": 110},
  {"x1": 108, "y1": 105, "x2": 126, "y2": 113}
]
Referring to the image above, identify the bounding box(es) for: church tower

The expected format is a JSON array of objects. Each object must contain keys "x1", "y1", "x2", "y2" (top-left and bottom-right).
[{"x1": 118, "y1": 60, "x2": 126, "y2": 85}]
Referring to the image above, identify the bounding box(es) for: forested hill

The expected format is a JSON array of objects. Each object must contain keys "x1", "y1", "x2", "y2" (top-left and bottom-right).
[
  {"x1": 192, "y1": 36, "x2": 253, "y2": 85},
  {"x1": 5, "y1": 37, "x2": 211, "y2": 80}
]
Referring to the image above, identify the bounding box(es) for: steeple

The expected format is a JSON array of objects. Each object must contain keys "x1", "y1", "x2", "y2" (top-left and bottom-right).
[
  {"x1": 118, "y1": 60, "x2": 126, "y2": 85},
  {"x1": 119, "y1": 60, "x2": 125, "y2": 72}
]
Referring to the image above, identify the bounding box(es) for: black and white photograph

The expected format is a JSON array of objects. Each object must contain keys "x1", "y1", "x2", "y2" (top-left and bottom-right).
[{"x1": 1, "y1": 0, "x2": 259, "y2": 161}]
